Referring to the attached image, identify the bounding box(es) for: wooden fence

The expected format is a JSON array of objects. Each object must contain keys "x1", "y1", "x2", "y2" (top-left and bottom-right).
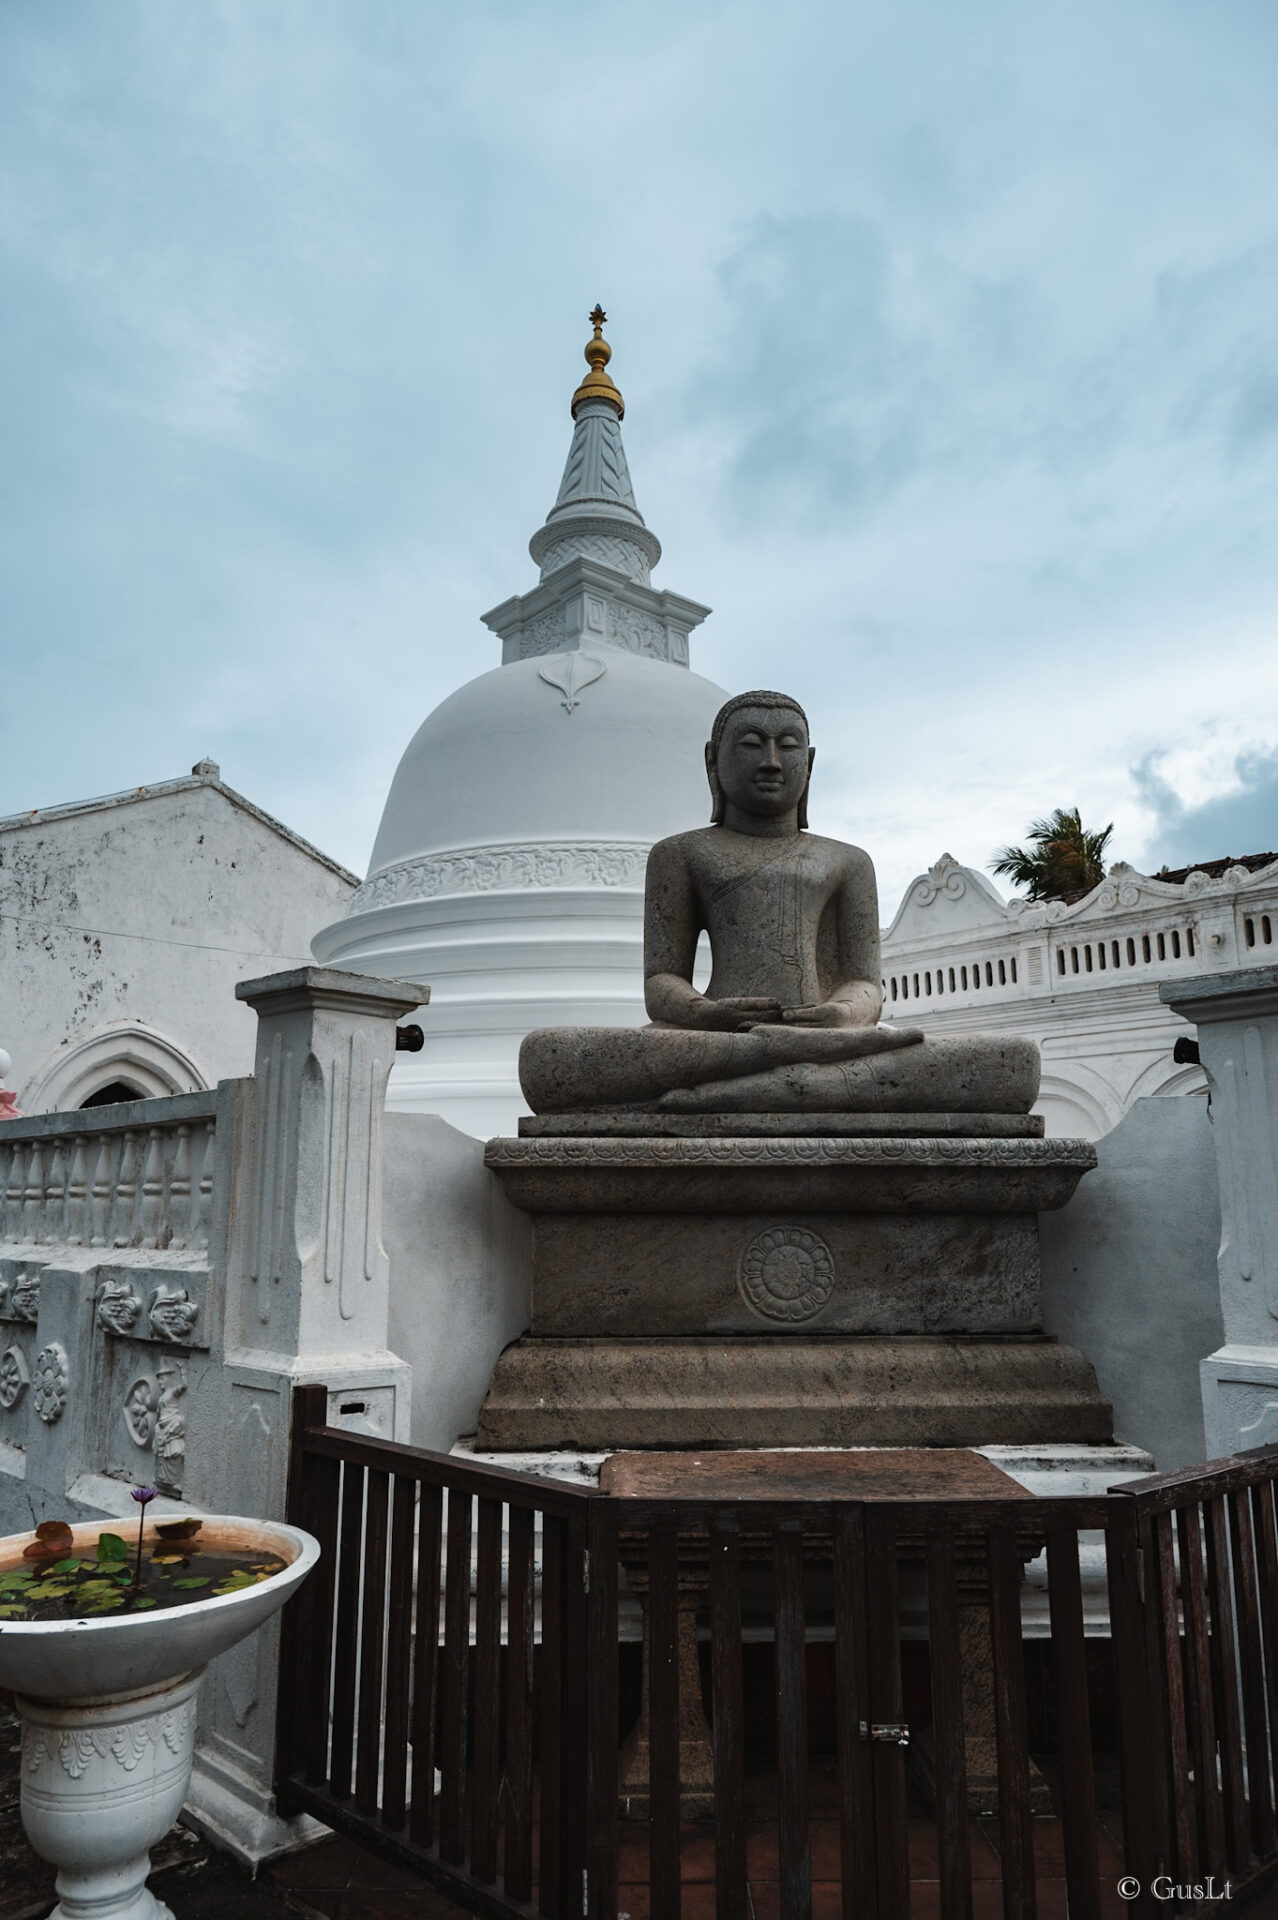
[{"x1": 275, "y1": 1386, "x2": 1278, "y2": 1918}]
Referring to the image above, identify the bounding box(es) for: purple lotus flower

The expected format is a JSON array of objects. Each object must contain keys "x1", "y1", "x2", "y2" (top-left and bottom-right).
[{"x1": 130, "y1": 1489, "x2": 157, "y2": 1592}]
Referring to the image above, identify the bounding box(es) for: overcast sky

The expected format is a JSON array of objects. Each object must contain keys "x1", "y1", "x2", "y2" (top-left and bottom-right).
[{"x1": 2, "y1": 1, "x2": 1276, "y2": 912}]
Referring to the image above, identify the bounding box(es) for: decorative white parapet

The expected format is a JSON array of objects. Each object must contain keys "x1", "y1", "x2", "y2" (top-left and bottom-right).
[
  {"x1": 0, "y1": 1088, "x2": 227, "y2": 1521},
  {"x1": 0, "y1": 965, "x2": 426, "y2": 1866},
  {"x1": 1161, "y1": 964, "x2": 1278, "y2": 1457},
  {"x1": 881, "y1": 852, "x2": 1278, "y2": 1138}
]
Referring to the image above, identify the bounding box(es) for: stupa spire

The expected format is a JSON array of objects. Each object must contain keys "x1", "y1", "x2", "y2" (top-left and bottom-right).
[
  {"x1": 484, "y1": 310, "x2": 709, "y2": 667},
  {"x1": 528, "y1": 306, "x2": 661, "y2": 587}
]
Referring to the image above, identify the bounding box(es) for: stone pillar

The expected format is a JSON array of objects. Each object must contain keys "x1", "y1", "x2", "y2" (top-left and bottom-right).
[
  {"x1": 185, "y1": 966, "x2": 427, "y2": 1867},
  {"x1": 617, "y1": 1582, "x2": 715, "y2": 1821},
  {"x1": 1162, "y1": 966, "x2": 1278, "y2": 1457}
]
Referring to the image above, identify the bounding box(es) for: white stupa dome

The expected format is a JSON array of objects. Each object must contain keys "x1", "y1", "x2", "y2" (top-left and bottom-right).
[
  {"x1": 366, "y1": 652, "x2": 726, "y2": 875},
  {"x1": 313, "y1": 310, "x2": 728, "y2": 1135}
]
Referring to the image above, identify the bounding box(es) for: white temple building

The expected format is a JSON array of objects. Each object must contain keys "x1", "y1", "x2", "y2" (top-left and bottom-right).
[
  {"x1": 880, "y1": 849, "x2": 1278, "y2": 1138},
  {"x1": 312, "y1": 310, "x2": 727, "y2": 1136},
  {"x1": 0, "y1": 763, "x2": 355, "y2": 1114}
]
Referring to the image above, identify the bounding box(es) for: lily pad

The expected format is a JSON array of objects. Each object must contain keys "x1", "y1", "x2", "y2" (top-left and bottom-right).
[
  {"x1": 173, "y1": 1576, "x2": 210, "y2": 1589},
  {"x1": 155, "y1": 1519, "x2": 203, "y2": 1541},
  {"x1": 213, "y1": 1568, "x2": 266, "y2": 1593},
  {"x1": 96, "y1": 1532, "x2": 129, "y2": 1563}
]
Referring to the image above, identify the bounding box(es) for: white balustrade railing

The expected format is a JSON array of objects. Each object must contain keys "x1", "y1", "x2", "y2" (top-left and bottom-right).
[{"x1": 0, "y1": 1091, "x2": 219, "y2": 1254}]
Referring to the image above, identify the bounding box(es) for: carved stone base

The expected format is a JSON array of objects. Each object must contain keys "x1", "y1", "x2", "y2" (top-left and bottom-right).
[
  {"x1": 1201, "y1": 1345, "x2": 1278, "y2": 1458},
  {"x1": 519, "y1": 1110, "x2": 1046, "y2": 1139},
  {"x1": 184, "y1": 1747, "x2": 328, "y2": 1871},
  {"x1": 909, "y1": 1731, "x2": 1054, "y2": 1818},
  {"x1": 619, "y1": 1598, "x2": 716, "y2": 1821},
  {"x1": 907, "y1": 1601, "x2": 1055, "y2": 1816},
  {"x1": 484, "y1": 1131, "x2": 1096, "y2": 1341},
  {"x1": 477, "y1": 1336, "x2": 1113, "y2": 1450}
]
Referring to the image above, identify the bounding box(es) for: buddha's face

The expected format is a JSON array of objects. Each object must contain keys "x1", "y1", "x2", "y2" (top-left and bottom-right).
[{"x1": 714, "y1": 705, "x2": 812, "y2": 819}]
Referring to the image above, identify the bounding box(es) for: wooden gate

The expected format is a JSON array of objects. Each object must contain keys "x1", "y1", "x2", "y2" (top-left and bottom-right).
[
  {"x1": 581, "y1": 1490, "x2": 1118, "y2": 1918},
  {"x1": 1109, "y1": 1447, "x2": 1278, "y2": 1918},
  {"x1": 274, "y1": 1387, "x2": 1278, "y2": 1918}
]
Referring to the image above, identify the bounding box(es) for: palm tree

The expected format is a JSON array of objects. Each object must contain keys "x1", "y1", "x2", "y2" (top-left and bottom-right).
[{"x1": 991, "y1": 807, "x2": 1114, "y2": 902}]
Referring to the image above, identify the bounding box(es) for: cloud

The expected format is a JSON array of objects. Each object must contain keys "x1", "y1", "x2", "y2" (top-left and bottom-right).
[
  {"x1": 2, "y1": 0, "x2": 1278, "y2": 900},
  {"x1": 1134, "y1": 746, "x2": 1278, "y2": 871}
]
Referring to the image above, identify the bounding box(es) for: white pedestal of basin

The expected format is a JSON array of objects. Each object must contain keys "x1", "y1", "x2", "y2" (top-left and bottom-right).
[{"x1": 0, "y1": 1514, "x2": 319, "y2": 1920}]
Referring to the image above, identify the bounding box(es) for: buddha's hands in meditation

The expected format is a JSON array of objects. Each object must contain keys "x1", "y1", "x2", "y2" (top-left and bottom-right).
[
  {"x1": 765, "y1": 980, "x2": 885, "y2": 1030},
  {"x1": 680, "y1": 994, "x2": 785, "y2": 1032},
  {"x1": 759, "y1": 1008, "x2": 928, "y2": 1053},
  {"x1": 773, "y1": 1001, "x2": 864, "y2": 1029}
]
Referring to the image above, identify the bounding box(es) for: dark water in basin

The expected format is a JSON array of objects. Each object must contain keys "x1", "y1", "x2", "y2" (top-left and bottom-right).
[{"x1": 0, "y1": 1535, "x2": 286, "y2": 1621}]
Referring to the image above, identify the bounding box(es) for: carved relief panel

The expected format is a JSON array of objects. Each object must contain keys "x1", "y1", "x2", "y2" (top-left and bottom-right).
[
  {"x1": 82, "y1": 1265, "x2": 210, "y2": 1496},
  {"x1": 101, "y1": 1348, "x2": 192, "y2": 1495}
]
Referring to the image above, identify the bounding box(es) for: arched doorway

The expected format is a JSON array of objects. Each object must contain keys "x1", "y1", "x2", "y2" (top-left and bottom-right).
[
  {"x1": 79, "y1": 1079, "x2": 148, "y2": 1109},
  {"x1": 20, "y1": 1024, "x2": 209, "y2": 1116}
]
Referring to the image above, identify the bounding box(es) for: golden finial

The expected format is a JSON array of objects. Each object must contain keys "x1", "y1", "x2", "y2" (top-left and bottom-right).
[{"x1": 571, "y1": 304, "x2": 624, "y2": 419}]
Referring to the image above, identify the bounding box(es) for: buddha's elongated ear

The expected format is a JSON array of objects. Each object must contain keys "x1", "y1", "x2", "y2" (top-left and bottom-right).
[
  {"x1": 705, "y1": 741, "x2": 725, "y2": 825},
  {"x1": 797, "y1": 746, "x2": 815, "y2": 830}
]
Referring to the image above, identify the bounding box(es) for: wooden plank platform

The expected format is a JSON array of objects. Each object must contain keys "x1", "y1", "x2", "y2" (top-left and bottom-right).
[{"x1": 600, "y1": 1447, "x2": 1033, "y2": 1503}]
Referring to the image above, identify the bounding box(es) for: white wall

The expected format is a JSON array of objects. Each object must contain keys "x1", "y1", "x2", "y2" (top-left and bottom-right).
[
  {"x1": 1039, "y1": 1096, "x2": 1224, "y2": 1468},
  {"x1": 381, "y1": 1112, "x2": 531, "y2": 1449}
]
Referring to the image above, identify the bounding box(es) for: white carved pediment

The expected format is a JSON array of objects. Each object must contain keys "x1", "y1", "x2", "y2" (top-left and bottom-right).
[
  {"x1": 1183, "y1": 857, "x2": 1278, "y2": 897},
  {"x1": 882, "y1": 855, "x2": 1010, "y2": 943},
  {"x1": 1031, "y1": 860, "x2": 1264, "y2": 925}
]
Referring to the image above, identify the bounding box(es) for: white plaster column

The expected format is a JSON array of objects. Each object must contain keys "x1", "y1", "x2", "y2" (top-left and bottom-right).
[
  {"x1": 186, "y1": 966, "x2": 427, "y2": 1866},
  {"x1": 1162, "y1": 965, "x2": 1278, "y2": 1457},
  {"x1": 224, "y1": 966, "x2": 427, "y2": 1385}
]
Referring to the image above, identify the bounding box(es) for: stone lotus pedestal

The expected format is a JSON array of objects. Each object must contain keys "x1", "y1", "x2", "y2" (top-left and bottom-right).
[
  {"x1": 478, "y1": 1114, "x2": 1113, "y2": 1449},
  {"x1": 0, "y1": 1515, "x2": 318, "y2": 1920}
]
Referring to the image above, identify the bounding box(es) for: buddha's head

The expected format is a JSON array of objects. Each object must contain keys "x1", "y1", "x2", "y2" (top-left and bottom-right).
[{"x1": 707, "y1": 691, "x2": 814, "y2": 828}]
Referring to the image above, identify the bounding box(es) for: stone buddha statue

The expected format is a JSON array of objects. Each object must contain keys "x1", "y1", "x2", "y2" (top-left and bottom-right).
[{"x1": 519, "y1": 691, "x2": 1038, "y2": 1115}]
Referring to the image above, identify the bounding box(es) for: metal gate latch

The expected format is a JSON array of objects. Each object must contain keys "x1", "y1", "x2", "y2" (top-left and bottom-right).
[{"x1": 859, "y1": 1721, "x2": 910, "y2": 1747}]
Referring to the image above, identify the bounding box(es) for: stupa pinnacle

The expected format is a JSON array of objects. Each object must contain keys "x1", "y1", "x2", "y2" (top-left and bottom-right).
[
  {"x1": 572, "y1": 305, "x2": 624, "y2": 417},
  {"x1": 527, "y1": 306, "x2": 659, "y2": 588}
]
